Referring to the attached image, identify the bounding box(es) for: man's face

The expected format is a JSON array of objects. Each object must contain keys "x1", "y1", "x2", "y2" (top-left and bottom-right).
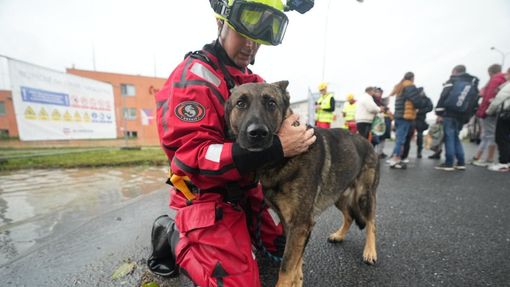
[{"x1": 219, "y1": 23, "x2": 260, "y2": 68}]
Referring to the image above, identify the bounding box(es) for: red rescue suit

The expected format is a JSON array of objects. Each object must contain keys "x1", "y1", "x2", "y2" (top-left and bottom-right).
[{"x1": 155, "y1": 41, "x2": 285, "y2": 287}]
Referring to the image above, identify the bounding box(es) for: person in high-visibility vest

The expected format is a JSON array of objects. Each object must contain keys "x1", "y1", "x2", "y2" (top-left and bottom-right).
[
  {"x1": 342, "y1": 93, "x2": 357, "y2": 133},
  {"x1": 315, "y1": 82, "x2": 336, "y2": 128}
]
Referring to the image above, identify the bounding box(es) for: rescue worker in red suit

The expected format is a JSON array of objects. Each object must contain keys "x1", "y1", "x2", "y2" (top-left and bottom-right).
[{"x1": 147, "y1": 0, "x2": 316, "y2": 286}]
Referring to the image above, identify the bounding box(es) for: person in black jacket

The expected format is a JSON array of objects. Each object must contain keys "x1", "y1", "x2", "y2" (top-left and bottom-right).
[
  {"x1": 435, "y1": 65, "x2": 479, "y2": 171},
  {"x1": 401, "y1": 87, "x2": 433, "y2": 160}
]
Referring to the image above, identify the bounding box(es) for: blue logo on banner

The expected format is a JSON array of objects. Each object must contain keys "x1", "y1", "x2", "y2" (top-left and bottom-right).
[{"x1": 21, "y1": 86, "x2": 70, "y2": 107}]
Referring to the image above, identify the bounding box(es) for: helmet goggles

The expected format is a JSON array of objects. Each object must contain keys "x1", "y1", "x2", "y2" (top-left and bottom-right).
[{"x1": 227, "y1": 1, "x2": 288, "y2": 45}]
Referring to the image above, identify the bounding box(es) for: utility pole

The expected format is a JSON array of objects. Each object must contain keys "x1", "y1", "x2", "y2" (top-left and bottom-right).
[
  {"x1": 122, "y1": 90, "x2": 128, "y2": 147},
  {"x1": 321, "y1": 0, "x2": 332, "y2": 81},
  {"x1": 92, "y1": 42, "x2": 96, "y2": 71},
  {"x1": 153, "y1": 54, "x2": 157, "y2": 78}
]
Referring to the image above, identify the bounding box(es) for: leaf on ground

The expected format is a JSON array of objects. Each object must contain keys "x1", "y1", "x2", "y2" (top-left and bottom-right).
[
  {"x1": 111, "y1": 261, "x2": 136, "y2": 280},
  {"x1": 142, "y1": 282, "x2": 160, "y2": 287}
]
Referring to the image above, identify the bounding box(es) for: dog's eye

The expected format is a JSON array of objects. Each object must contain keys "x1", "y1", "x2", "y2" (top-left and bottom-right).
[
  {"x1": 236, "y1": 100, "x2": 247, "y2": 109},
  {"x1": 267, "y1": 99, "x2": 277, "y2": 111}
]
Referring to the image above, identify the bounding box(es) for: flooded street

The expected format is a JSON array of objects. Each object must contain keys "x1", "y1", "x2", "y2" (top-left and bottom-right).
[{"x1": 0, "y1": 166, "x2": 168, "y2": 267}]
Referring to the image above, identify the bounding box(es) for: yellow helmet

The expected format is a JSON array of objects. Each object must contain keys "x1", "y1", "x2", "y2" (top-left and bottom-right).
[
  {"x1": 211, "y1": 0, "x2": 288, "y2": 45},
  {"x1": 318, "y1": 82, "x2": 328, "y2": 91},
  {"x1": 346, "y1": 93, "x2": 354, "y2": 101}
]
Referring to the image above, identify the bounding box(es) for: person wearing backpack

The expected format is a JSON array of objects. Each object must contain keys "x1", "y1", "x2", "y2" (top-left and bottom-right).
[
  {"x1": 415, "y1": 88, "x2": 434, "y2": 158},
  {"x1": 471, "y1": 64, "x2": 506, "y2": 167},
  {"x1": 401, "y1": 87, "x2": 433, "y2": 160},
  {"x1": 435, "y1": 65, "x2": 479, "y2": 171}
]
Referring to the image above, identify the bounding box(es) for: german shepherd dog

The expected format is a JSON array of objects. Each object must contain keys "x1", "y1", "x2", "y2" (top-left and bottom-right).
[{"x1": 225, "y1": 81, "x2": 380, "y2": 287}]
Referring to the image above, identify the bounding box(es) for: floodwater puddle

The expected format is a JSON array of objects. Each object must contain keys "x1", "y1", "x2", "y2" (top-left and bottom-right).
[{"x1": 0, "y1": 166, "x2": 168, "y2": 266}]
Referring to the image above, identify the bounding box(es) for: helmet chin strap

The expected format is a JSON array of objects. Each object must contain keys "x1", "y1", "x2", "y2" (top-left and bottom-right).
[{"x1": 217, "y1": 19, "x2": 226, "y2": 43}]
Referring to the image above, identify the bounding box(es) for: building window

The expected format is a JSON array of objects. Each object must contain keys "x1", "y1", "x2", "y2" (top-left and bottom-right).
[
  {"x1": 120, "y1": 84, "x2": 136, "y2": 96},
  {"x1": 123, "y1": 108, "x2": 137, "y2": 120},
  {"x1": 0, "y1": 101, "x2": 5, "y2": 116},
  {"x1": 0, "y1": 129, "x2": 9, "y2": 138},
  {"x1": 124, "y1": 131, "x2": 138, "y2": 138}
]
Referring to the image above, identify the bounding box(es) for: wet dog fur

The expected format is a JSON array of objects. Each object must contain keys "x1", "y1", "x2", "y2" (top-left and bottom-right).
[{"x1": 225, "y1": 81, "x2": 380, "y2": 287}]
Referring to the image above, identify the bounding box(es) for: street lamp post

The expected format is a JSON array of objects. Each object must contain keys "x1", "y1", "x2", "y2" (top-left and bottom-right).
[
  {"x1": 320, "y1": 0, "x2": 332, "y2": 81},
  {"x1": 490, "y1": 46, "x2": 510, "y2": 67}
]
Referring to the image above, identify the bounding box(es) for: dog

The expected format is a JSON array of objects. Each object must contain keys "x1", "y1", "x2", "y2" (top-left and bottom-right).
[{"x1": 225, "y1": 81, "x2": 380, "y2": 287}]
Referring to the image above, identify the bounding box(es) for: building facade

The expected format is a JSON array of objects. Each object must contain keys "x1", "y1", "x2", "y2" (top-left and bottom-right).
[
  {"x1": 0, "y1": 55, "x2": 167, "y2": 147},
  {"x1": 0, "y1": 90, "x2": 18, "y2": 138},
  {"x1": 67, "y1": 69, "x2": 166, "y2": 146}
]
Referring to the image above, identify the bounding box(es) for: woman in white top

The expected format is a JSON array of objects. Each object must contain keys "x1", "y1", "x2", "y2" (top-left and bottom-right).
[{"x1": 355, "y1": 86, "x2": 383, "y2": 139}]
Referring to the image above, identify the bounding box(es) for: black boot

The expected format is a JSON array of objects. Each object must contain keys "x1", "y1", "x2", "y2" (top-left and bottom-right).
[{"x1": 147, "y1": 214, "x2": 179, "y2": 278}]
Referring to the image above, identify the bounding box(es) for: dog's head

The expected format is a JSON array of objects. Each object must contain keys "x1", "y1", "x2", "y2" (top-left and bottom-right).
[{"x1": 225, "y1": 80, "x2": 290, "y2": 151}]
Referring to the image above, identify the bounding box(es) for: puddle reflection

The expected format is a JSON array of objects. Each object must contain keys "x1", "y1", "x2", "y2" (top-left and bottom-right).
[{"x1": 0, "y1": 166, "x2": 168, "y2": 266}]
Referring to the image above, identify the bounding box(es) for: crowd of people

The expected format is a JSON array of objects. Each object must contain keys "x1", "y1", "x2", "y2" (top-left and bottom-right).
[{"x1": 314, "y1": 64, "x2": 510, "y2": 173}]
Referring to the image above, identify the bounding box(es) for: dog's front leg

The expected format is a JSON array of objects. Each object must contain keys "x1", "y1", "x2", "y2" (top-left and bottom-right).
[
  {"x1": 295, "y1": 255, "x2": 304, "y2": 287},
  {"x1": 363, "y1": 219, "x2": 377, "y2": 264},
  {"x1": 276, "y1": 223, "x2": 311, "y2": 287}
]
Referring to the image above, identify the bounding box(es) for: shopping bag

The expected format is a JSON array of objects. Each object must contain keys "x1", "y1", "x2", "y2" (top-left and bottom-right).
[{"x1": 371, "y1": 113, "x2": 386, "y2": 136}]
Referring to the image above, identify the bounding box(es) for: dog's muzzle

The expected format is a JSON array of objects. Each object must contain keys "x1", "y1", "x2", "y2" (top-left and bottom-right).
[{"x1": 242, "y1": 122, "x2": 272, "y2": 151}]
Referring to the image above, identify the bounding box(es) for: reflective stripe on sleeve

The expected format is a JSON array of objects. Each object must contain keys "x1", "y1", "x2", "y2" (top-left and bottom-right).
[
  {"x1": 190, "y1": 62, "x2": 221, "y2": 88},
  {"x1": 157, "y1": 100, "x2": 169, "y2": 132},
  {"x1": 205, "y1": 144, "x2": 224, "y2": 163}
]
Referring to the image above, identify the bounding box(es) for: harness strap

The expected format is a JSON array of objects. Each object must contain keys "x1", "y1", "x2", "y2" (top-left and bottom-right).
[
  {"x1": 186, "y1": 50, "x2": 218, "y2": 71},
  {"x1": 186, "y1": 49, "x2": 235, "y2": 91}
]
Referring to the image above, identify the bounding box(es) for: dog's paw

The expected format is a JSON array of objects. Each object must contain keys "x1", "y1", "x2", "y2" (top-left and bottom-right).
[
  {"x1": 327, "y1": 234, "x2": 344, "y2": 243},
  {"x1": 362, "y1": 252, "x2": 377, "y2": 265}
]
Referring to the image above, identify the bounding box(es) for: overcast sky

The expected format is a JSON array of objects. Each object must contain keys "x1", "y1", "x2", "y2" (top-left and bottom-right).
[{"x1": 1, "y1": 0, "x2": 509, "y2": 104}]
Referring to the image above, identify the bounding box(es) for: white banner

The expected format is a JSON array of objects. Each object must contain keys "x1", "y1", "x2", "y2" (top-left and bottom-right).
[{"x1": 8, "y1": 59, "x2": 117, "y2": 141}]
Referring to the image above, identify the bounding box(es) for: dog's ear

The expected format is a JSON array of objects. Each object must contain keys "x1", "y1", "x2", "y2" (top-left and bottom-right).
[
  {"x1": 272, "y1": 81, "x2": 291, "y2": 120},
  {"x1": 272, "y1": 80, "x2": 289, "y2": 93}
]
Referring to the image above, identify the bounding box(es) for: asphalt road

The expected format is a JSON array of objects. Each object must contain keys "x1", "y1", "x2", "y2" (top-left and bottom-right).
[{"x1": 1, "y1": 143, "x2": 509, "y2": 287}]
